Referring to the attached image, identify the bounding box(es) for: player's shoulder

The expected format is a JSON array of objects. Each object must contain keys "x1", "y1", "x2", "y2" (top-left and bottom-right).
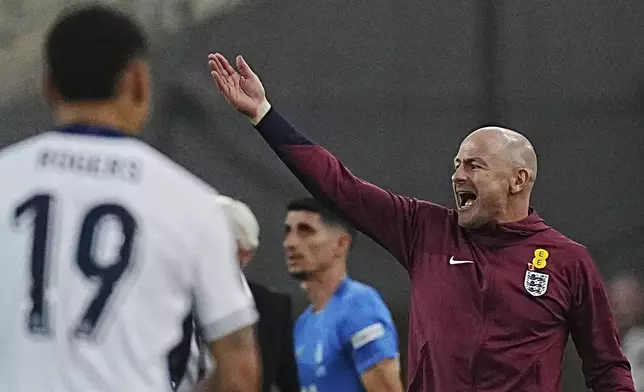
[
  {"x1": 295, "y1": 305, "x2": 314, "y2": 328},
  {"x1": 0, "y1": 133, "x2": 51, "y2": 163},
  {"x1": 340, "y1": 278, "x2": 388, "y2": 311},
  {"x1": 133, "y1": 142, "x2": 217, "y2": 195},
  {"x1": 342, "y1": 278, "x2": 380, "y2": 296}
]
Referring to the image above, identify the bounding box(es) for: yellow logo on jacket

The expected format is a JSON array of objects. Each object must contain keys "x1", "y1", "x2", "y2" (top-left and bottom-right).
[{"x1": 531, "y1": 248, "x2": 549, "y2": 269}]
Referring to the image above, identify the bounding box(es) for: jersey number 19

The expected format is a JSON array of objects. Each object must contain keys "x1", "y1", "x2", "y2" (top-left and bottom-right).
[{"x1": 14, "y1": 193, "x2": 137, "y2": 340}]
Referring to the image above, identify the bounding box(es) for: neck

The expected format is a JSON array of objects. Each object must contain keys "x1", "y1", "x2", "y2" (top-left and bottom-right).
[
  {"x1": 54, "y1": 102, "x2": 140, "y2": 135},
  {"x1": 303, "y1": 263, "x2": 347, "y2": 312},
  {"x1": 497, "y1": 198, "x2": 530, "y2": 224}
]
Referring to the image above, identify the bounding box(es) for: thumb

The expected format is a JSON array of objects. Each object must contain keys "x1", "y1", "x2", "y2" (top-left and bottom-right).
[{"x1": 236, "y1": 55, "x2": 256, "y2": 78}]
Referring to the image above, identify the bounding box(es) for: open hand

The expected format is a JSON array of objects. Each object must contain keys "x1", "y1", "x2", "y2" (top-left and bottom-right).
[{"x1": 208, "y1": 53, "x2": 269, "y2": 120}]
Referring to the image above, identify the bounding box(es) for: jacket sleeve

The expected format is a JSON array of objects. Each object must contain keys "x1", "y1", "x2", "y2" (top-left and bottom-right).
[
  {"x1": 255, "y1": 108, "x2": 448, "y2": 269},
  {"x1": 568, "y1": 253, "x2": 635, "y2": 391}
]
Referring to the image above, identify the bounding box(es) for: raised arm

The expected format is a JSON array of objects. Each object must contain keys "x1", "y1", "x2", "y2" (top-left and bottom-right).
[
  {"x1": 208, "y1": 53, "x2": 449, "y2": 268},
  {"x1": 568, "y1": 253, "x2": 635, "y2": 392}
]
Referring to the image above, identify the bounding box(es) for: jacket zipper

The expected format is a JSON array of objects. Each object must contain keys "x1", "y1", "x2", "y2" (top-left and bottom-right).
[{"x1": 471, "y1": 268, "x2": 497, "y2": 392}]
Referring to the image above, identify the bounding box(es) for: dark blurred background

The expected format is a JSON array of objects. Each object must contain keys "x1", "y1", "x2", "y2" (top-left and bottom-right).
[{"x1": 1, "y1": 0, "x2": 643, "y2": 390}]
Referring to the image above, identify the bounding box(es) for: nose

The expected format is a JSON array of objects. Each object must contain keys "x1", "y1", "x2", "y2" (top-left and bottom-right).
[
  {"x1": 452, "y1": 165, "x2": 467, "y2": 184},
  {"x1": 283, "y1": 232, "x2": 297, "y2": 250}
]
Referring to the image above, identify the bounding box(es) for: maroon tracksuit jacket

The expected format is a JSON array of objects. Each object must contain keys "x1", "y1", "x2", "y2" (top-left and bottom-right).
[{"x1": 253, "y1": 108, "x2": 634, "y2": 391}]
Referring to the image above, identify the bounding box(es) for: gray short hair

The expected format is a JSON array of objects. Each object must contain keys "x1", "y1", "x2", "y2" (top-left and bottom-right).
[{"x1": 215, "y1": 195, "x2": 259, "y2": 250}]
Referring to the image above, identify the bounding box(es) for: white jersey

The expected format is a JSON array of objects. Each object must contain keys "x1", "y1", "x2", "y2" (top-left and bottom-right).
[
  {"x1": 0, "y1": 127, "x2": 258, "y2": 392},
  {"x1": 175, "y1": 277, "x2": 253, "y2": 392}
]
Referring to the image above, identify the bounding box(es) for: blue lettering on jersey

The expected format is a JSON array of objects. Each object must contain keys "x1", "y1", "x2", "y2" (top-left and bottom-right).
[
  {"x1": 37, "y1": 148, "x2": 141, "y2": 182},
  {"x1": 37, "y1": 125, "x2": 141, "y2": 182},
  {"x1": 294, "y1": 278, "x2": 399, "y2": 392}
]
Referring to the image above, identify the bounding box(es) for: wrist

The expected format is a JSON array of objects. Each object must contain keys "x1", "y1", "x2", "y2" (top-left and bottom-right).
[{"x1": 250, "y1": 99, "x2": 271, "y2": 125}]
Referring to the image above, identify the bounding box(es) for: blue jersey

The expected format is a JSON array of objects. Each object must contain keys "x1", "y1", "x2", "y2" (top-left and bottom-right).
[{"x1": 294, "y1": 278, "x2": 399, "y2": 392}]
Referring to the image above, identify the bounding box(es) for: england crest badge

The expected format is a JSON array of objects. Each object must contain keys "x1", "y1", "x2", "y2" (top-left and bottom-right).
[{"x1": 524, "y1": 270, "x2": 549, "y2": 297}]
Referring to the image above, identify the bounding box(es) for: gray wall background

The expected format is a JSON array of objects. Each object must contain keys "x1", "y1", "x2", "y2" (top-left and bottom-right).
[{"x1": 1, "y1": 0, "x2": 643, "y2": 389}]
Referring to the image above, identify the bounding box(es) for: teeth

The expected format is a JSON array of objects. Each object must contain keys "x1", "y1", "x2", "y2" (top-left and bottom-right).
[{"x1": 464, "y1": 199, "x2": 474, "y2": 207}]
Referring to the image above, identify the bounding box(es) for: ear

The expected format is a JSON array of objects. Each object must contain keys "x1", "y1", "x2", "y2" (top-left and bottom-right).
[
  {"x1": 237, "y1": 247, "x2": 255, "y2": 269},
  {"x1": 510, "y1": 168, "x2": 530, "y2": 194},
  {"x1": 42, "y1": 72, "x2": 60, "y2": 108},
  {"x1": 133, "y1": 60, "x2": 150, "y2": 106},
  {"x1": 119, "y1": 60, "x2": 150, "y2": 106},
  {"x1": 334, "y1": 232, "x2": 352, "y2": 256}
]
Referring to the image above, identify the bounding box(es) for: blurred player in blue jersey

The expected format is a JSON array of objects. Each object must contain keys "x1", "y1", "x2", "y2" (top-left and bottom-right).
[{"x1": 284, "y1": 198, "x2": 403, "y2": 392}]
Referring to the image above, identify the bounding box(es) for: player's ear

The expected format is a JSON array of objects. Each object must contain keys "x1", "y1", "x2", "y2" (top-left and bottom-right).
[
  {"x1": 510, "y1": 168, "x2": 530, "y2": 194},
  {"x1": 133, "y1": 60, "x2": 150, "y2": 106},
  {"x1": 335, "y1": 232, "x2": 352, "y2": 256},
  {"x1": 119, "y1": 59, "x2": 149, "y2": 106}
]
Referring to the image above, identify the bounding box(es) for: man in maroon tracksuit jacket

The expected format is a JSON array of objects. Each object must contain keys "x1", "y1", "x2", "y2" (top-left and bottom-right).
[{"x1": 207, "y1": 53, "x2": 635, "y2": 392}]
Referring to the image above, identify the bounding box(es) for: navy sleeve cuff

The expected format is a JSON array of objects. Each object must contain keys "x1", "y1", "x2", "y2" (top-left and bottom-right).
[{"x1": 254, "y1": 107, "x2": 315, "y2": 146}]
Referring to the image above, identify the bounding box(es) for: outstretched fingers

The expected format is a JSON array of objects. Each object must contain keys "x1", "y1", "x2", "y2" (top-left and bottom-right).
[
  {"x1": 210, "y1": 61, "x2": 238, "y2": 100},
  {"x1": 208, "y1": 55, "x2": 224, "y2": 76},
  {"x1": 236, "y1": 55, "x2": 255, "y2": 79},
  {"x1": 210, "y1": 66, "x2": 228, "y2": 94},
  {"x1": 212, "y1": 53, "x2": 237, "y2": 77}
]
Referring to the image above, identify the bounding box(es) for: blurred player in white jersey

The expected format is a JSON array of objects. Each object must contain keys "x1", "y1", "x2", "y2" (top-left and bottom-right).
[
  {"x1": 172, "y1": 196, "x2": 259, "y2": 392},
  {"x1": 0, "y1": 5, "x2": 259, "y2": 392},
  {"x1": 173, "y1": 196, "x2": 299, "y2": 392}
]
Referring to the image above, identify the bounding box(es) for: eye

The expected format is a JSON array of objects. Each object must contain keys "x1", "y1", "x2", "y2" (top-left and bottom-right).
[{"x1": 296, "y1": 225, "x2": 315, "y2": 236}]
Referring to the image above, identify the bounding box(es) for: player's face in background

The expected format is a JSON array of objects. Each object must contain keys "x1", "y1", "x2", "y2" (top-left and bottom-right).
[
  {"x1": 283, "y1": 211, "x2": 345, "y2": 281},
  {"x1": 452, "y1": 132, "x2": 514, "y2": 229}
]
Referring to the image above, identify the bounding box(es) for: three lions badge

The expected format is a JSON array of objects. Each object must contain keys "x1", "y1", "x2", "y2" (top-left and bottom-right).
[{"x1": 524, "y1": 249, "x2": 550, "y2": 297}]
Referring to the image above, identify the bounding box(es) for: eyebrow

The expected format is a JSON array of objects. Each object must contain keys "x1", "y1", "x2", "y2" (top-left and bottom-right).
[
  {"x1": 284, "y1": 223, "x2": 316, "y2": 231},
  {"x1": 454, "y1": 157, "x2": 488, "y2": 166}
]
